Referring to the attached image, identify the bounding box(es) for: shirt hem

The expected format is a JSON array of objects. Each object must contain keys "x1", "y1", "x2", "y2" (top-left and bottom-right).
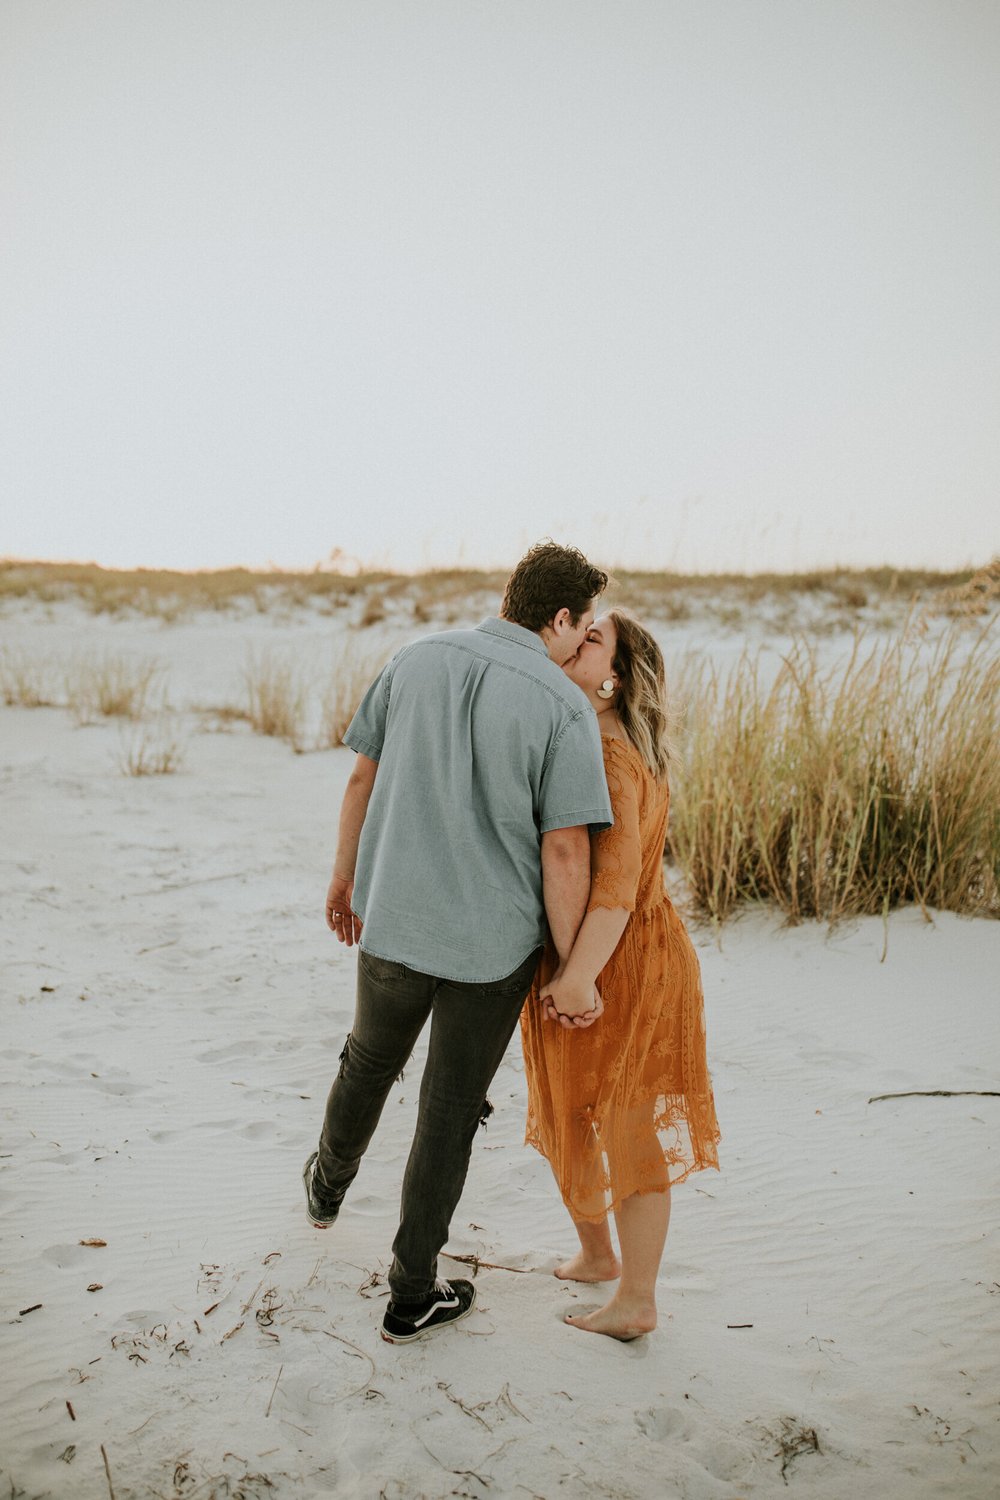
[
  {"x1": 358, "y1": 936, "x2": 543, "y2": 986},
  {"x1": 343, "y1": 732, "x2": 382, "y2": 760},
  {"x1": 540, "y1": 808, "x2": 614, "y2": 833}
]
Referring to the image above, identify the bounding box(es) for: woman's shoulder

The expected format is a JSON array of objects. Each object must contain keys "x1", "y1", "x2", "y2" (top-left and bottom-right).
[
  {"x1": 601, "y1": 734, "x2": 669, "y2": 804},
  {"x1": 601, "y1": 733, "x2": 646, "y2": 770},
  {"x1": 601, "y1": 733, "x2": 652, "y2": 790}
]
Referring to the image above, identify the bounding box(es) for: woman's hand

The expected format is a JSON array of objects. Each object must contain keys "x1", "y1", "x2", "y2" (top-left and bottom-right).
[
  {"x1": 326, "y1": 873, "x2": 362, "y2": 945},
  {"x1": 539, "y1": 974, "x2": 603, "y2": 1030}
]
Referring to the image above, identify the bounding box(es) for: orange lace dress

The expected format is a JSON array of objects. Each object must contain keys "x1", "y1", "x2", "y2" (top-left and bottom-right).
[{"x1": 521, "y1": 735, "x2": 721, "y2": 1222}]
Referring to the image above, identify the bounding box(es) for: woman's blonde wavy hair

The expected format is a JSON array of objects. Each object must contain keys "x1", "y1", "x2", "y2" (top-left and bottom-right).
[{"x1": 606, "y1": 609, "x2": 672, "y2": 781}]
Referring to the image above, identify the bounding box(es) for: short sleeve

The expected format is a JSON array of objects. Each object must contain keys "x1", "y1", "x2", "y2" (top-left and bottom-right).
[
  {"x1": 537, "y1": 709, "x2": 613, "y2": 834},
  {"x1": 587, "y1": 750, "x2": 642, "y2": 913},
  {"x1": 343, "y1": 661, "x2": 393, "y2": 760}
]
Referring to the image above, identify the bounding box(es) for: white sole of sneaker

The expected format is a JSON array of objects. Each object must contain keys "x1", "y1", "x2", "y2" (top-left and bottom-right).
[{"x1": 380, "y1": 1289, "x2": 477, "y2": 1344}]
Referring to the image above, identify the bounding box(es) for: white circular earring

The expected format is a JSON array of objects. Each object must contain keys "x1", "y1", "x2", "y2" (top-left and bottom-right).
[{"x1": 596, "y1": 679, "x2": 615, "y2": 700}]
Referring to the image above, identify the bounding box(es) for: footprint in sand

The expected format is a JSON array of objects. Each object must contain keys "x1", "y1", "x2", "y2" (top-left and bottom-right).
[
  {"x1": 635, "y1": 1406, "x2": 688, "y2": 1440},
  {"x1": 196, "y1": 1042, "x2": 256, "y2": 1064},
  {"x1": 635, "y1": 1405, "x2": 754, "y2": 1483},
  {"x1": 93, "y1": 1076, "x2": 147, "y2": 1097},
  {"x1": 41, "y1": 1243, "x2": 98, "y2": 1269}
]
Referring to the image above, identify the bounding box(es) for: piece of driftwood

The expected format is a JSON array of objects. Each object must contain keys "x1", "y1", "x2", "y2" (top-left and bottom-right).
[
  {"x1": 868, "y1": 1090, "x2": 1000, "y2": 1103},
  {"x1": 443, "y1": 1253, "x2": 529, "y2": 1276}
]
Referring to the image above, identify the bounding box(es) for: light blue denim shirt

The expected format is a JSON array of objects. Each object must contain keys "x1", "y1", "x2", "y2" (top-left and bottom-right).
[{"x1": 343, "y1": 617, "x2": 613, "y2": 983}]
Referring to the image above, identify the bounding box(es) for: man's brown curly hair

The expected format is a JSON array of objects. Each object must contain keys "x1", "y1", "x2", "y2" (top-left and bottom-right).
[{"x1": 501, "y1": 541, "x2": 608, "y2": 632}]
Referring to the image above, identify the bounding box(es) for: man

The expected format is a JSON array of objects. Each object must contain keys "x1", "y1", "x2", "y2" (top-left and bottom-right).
[{"x1": 302, "y1": 541, "x2": 613, "y2": 1343}]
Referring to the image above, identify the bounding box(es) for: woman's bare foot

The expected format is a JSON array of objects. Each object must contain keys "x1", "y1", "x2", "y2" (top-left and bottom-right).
[
  {"x1": 564, "y1": 1293, "x2": 656, "y2": 1340},
  {"x1": 554, "y1": 1249, "x2": 622, "y2": 1282}
]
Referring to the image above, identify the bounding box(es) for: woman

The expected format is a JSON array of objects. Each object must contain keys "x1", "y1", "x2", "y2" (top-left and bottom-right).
[{"x1": 521, "y1": 609, "x2": 720, "y2": 1340}]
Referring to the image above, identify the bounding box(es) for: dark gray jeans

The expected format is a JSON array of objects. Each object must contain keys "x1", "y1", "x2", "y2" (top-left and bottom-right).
[{"x1": 314, "y1": 945, "x2": 540, "y2": 1303}]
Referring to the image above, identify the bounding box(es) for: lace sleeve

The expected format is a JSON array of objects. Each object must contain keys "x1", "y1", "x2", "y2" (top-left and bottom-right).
[{"x1": 587, "y1": 749, "x2": 641, "y2": 913}]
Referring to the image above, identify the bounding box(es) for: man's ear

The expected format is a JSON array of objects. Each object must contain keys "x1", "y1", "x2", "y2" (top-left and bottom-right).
[{"x1": 550, "y1": 607, "x2": 572, "y2": 636}]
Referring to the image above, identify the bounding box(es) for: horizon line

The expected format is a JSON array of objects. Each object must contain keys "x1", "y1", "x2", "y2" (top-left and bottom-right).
[{"x1": 1, "y1": 555, "x2": 993, "y2": 583}]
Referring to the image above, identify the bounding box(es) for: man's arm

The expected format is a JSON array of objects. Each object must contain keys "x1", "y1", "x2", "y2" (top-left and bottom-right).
[
  {"x1": 540, "y1": 824, "x2": 590, "y2": 963},
  {"x1": 539, "y1": 824, "x2": 602, "y2": 1027},
  {"x1": 325, "y1": 753, "x2": 378, "y2": 945}
]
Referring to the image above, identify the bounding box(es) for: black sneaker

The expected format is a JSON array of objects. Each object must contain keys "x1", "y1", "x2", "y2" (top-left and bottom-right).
[
  {"x1": 380, "y1": 1278, "x2": 477, "y2": 1343},
  {"x1": 302, "y1": 1151, "x2": 342, "y2": 1228}
]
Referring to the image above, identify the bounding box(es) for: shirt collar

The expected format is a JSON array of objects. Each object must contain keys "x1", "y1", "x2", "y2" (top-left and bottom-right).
[{"x1": 476, "y1": 616, "x2": 550, "y2": 657}]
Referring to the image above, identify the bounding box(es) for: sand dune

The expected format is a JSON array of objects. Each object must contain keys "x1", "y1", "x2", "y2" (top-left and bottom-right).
[{"x1": 2, "y1": 599, "x2": 998, "y2": 1498}]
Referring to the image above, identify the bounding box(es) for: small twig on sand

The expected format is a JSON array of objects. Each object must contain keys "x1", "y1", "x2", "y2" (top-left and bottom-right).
[
  {"x1": 101, "y1": 1444, "x2": 116, "y2": 1500},
  {"x1": 443, "y1": 1253, "x2": 529, "y2": 1276},
  {"x1": 321, "y1": 1329, "x2": 376, "y2": 1401},
  {"x1": 437, "y1": 1381, "x2": 492, "y2": 1430},
  {"x1": 66, "y1": 1401, "x2": 76, "y2": 1421},
  {"x1": 265, "y1": 1364, "x2": 284, "y2": 1418},
  {"x1": 240, "y1": 1278, "x2": 265, "y2": 1316},
  {"x1": 498, "y1": 1384, "x2": 531, "y2": 1422},
  {"x1": 868, "y1": 1090, "x2": 1000, "y2": 1103}
]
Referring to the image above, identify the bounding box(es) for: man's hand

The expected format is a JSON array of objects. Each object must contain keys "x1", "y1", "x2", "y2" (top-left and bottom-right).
[
  {"x1": 326, "y1": 873, "x2": 362, "y2": 946},
  {"x1": 539, "y1": 974, "x2": 603, "y2": 1030}
]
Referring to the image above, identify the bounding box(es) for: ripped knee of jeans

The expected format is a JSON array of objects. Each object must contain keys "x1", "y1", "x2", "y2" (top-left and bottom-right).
[
  {"x1": 338, "y1": 1035, "x2": 351, "y2": 1074},
  {"x1": 478, "y1": 1097, "x2": 494, "y2": 1130}
]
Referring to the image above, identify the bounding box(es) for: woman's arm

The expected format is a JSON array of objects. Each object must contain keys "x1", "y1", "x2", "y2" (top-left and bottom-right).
[
  {"x1": 542, "y1": 747, "x2": 642, "y2": 1028},
  {"x1": 539, "y1": 906, "x2": 629, "y2": 1029}
]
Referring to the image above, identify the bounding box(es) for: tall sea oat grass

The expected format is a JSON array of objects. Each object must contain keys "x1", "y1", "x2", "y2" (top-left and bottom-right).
[
  {"x1": 668, "y1": 620, "x2": 999, "y2": 925},
  {"x1": 0, "y1": 647, "x2": 60, "y2": 706},
  {"x1": 66, "y1": 653, "x2": 162, "y2": 722},
  {"x1": 930, "y1": 556, "x2": 1000, "y2": 620},
  {"x1": 318, "y1": 639, "x2": 397, "y2": 748},
  {"x1": 242, "y1": 649, "x2": 309, "y2": 750},
  {"x1": 118, "y1": 715, "x2": 186, "y2": 776}
]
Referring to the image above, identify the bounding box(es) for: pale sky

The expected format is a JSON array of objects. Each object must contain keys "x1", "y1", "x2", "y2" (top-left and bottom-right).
[{"x1": 2, "y1": 0, "x2": 998, "y2": 574}]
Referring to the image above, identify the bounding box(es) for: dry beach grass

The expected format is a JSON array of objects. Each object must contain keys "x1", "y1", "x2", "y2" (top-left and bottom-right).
[
  {"x1": 2, "y1": 561, "x2": 996, "y2": 923},
  {"x1": 668, "y1": 615, "x2": 1000, "y2": 926}
]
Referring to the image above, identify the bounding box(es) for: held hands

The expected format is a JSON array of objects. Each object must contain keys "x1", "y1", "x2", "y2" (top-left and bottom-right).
[
  {"x1": 325, "y1": 873, "x2": 363, "y2": 946},
  {"x1": 539, "y1": 972, "x2": 603, "y2": 1030}
]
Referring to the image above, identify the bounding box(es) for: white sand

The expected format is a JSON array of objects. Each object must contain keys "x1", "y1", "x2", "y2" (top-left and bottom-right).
[{"x1": 2, "y1": 599, "x2": 998, "y2": 1499}]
